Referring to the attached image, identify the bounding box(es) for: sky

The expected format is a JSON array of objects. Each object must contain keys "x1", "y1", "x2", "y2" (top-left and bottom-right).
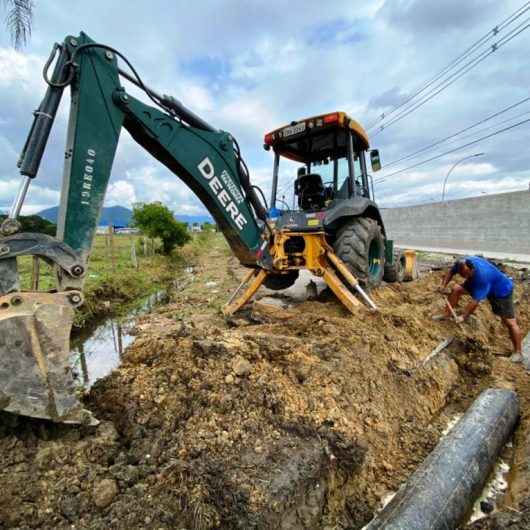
[{"x1": 0, "y1": 0, "x2": 529, "y2": 217}]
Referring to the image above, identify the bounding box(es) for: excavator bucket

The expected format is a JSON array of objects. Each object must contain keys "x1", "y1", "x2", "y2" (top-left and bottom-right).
[{"x1": 0, "y1": 291, "x2": 97, "y2": 424}]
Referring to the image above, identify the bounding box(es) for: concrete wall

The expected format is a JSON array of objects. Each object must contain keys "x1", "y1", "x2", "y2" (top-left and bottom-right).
[{"x1": 381, "y1": 190, "x2": 530, "y2": 261}]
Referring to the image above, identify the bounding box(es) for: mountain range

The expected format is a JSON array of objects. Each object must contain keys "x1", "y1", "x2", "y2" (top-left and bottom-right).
[{"x1": 37, "y1": 206, "x2": 213, "y2": 227}]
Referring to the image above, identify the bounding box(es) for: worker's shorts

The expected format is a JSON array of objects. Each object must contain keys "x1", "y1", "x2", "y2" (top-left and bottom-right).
[
  {"x1": 462, "y1": 282, "x2": 515, "y2": 319},
  {"x1": 487, "y1": 293, "x2": 515, "y2": 319}
]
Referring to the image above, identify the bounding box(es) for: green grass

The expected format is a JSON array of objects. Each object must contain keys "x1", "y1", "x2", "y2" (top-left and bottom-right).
[{"x1": 17, "y1": 233, "x2": 188, "y2": 328}]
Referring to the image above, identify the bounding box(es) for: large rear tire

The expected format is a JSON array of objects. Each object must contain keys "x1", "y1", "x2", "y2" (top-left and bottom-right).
[
  {"x1": 263, "y1": 271, "x2": 299, "y2": 290},
  {"x1": 333, "y1": 217, "x2": 385, "y2": 289}
]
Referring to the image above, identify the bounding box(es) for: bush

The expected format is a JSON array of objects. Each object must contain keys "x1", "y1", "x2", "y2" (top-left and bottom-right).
[{"x1": 132, "y1": 203, "x2": 190, "y2": 255}]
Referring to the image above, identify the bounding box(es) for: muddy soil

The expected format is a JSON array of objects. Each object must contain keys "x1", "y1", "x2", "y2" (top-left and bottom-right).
[{"x1": 0, "y1": 238, "x2": 529, "y2": 529}]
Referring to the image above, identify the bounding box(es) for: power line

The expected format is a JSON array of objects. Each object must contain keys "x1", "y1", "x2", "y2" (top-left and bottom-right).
[
  {"x1": 367, "y1": 1, "x2": 530, "y2": 131},
  {"x1": 381, "y1": 96, "x2": 530, "y2": 169},
  {"x1": 371, "y1": 17, "x2": 530, "y2": 135},
  {"x1": 374, "y1": 116, "x2": 530, "y2": 183},
  {"x1": 366, "y1": 1, "x2": 530, "y2": 132},
  {"x1": 371, "y1": 17, "x2": 530, "y2": 137},
  {"x1": 436, "y1": 108, "x2": 530, "y2": 146}
]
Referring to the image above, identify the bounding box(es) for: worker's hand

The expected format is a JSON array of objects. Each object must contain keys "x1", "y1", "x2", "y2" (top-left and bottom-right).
[
  {"x1": 437, "y1": 285, "x2": 449, "y2": 295},
  {"x1": 455, "y1": 315, "x2": 466, "y2": 323}
]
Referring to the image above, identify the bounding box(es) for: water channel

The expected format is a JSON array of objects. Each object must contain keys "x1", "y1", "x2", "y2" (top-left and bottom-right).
[{"x1": 69, "y1": 290, "x2": 169, "y2": 387}]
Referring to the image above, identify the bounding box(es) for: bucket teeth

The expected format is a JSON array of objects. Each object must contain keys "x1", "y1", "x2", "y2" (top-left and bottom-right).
[{"x1": 0, "y1": 291, "x2": 98, "y2": 425}]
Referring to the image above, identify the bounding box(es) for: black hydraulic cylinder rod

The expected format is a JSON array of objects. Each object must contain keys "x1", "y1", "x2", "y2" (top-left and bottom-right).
[
  {"x1": 366, "y1": 388, "x2": 519, "y2": 530},
  {"x1": 18, "y1": 46, "x2": 70, "y2": 178},
  {"x1": 117, "y1": 67, "x2": 217, "y2": 133}
]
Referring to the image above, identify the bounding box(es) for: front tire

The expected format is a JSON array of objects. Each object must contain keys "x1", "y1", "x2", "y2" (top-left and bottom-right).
[{"x1": 333, "y1": 217, "x2": 385, "y2": 289}]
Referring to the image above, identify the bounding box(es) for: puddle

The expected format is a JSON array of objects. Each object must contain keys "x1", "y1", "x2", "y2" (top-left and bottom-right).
[
  {"x1": 468, "y1": 458, "x2": 511, "y2": 523},
  {"x1": 70, "y1": 290, "x2": 169, "y2": 387}
]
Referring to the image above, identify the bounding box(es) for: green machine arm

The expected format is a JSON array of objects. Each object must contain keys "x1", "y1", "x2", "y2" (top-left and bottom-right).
[
  {"x1": 0, "y1": 33, "x2": 270, "y2": 423},
  {"x1": 6, "y1": 32, "x2": 270, "y2": 284}
]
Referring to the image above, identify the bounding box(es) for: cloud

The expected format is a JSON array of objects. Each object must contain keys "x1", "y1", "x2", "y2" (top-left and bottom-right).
[
  {"x1": 379, "y1": 0, "x2": 499, "y2": 34},
  {"x1": 0, "y1": 177, "x2": 60, "y2": 214},
  {"x1": 369, "y1": 86, "x2": 409, "y2": 110},
  {"x1": 105, "y1": 180, "x2": 137, "y2": 207},
  {"x1": 0, "y1": 48, "x2": 43, "y2": 91},
  {"x1": 0, "y1": 0, "x2": 528, "y2": 222},
  {"x1": 124, "y1": 165, "x2": 205, "y2": 215},
  {"x1": 377, "y1": 172, "x2": 529, "y2": 206}
]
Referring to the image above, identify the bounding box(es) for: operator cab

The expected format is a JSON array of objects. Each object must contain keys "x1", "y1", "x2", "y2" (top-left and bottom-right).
[{"x1": 264, "y1": 111, "x2": 381, "y2": 230}]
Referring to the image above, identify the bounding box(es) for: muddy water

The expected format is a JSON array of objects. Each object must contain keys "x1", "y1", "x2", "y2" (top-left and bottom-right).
[
  {"x1": 468, "y1": 457, "x2": 511, "y2": 524},
  {"x1": 70, "y1": 290, "x2": 169, "y2": 387}
]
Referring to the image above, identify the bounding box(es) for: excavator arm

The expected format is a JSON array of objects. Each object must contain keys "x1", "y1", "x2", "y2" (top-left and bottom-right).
[
  {"x1": 0, "y1": 32, "x2": 380, "y2": 425},
  {"x1": 0, "y1": 32, "x2": 271, "y2": 423}
]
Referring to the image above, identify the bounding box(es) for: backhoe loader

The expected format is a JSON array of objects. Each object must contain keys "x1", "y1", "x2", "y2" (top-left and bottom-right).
[{"x1": 0, "y1": 33, "x2": 405, "y2": 424}]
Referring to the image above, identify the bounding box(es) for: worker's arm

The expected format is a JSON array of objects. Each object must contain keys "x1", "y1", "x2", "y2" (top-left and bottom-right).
[
  {"x1": 458, "y1": 269, "x2": 489, "y2": 321},
  {"x1": 457, "y1": 299, "x2": 479, "y2": 322},
  {"x1": 440, "y1": 267, "x2": 456, "y2": 290}
]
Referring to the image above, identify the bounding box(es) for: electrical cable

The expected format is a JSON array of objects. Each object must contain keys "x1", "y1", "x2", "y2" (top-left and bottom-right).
[
  {"x1": 429, "y1": 107, "x2": 530, "y2": 148},
  {"x1": 382, "y1": 96, "x2": 530, "y2": 168},
  {"x1": 371, "y1": 17, "x2": 530, "y2": 137},
  {"x1": 276, "y1": 198, "x2": 291, "y2": 210},
  {"x1": 374, "y1": 116, "x2": 530, "y2": 183},
  {"x1": 366, "y1": 1, "x2": 530, "y2": 131}
]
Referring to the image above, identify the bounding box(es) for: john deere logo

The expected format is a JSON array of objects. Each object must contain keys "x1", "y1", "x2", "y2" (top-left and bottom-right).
[{"x1": 197, "y1": 157, "x2": 248, "y2": 231}]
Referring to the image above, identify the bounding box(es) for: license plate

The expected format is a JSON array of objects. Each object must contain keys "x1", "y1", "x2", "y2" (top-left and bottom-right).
[{"x1": 282, "y1": 122, "x2": 306, "y2": 138}]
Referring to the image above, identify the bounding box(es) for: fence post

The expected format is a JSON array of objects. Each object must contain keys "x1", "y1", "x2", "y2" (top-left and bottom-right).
[
  {"x1": 108, "y1": 225, "x2": 116, "y2": 272},
  {"x1": 31, "y1": 256, "x2": 40, "y2": 290},
  {"x1": 131, "y1": 239, "x2": 139, "y2": 270}
]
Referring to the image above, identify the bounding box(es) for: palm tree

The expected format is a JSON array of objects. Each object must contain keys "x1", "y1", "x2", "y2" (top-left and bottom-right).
[{"x1": 3, "y1": 0, "x2": 34, "y2": 48}]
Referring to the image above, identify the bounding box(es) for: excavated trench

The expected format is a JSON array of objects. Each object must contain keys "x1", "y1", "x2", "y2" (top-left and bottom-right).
[
  {"x1": 70, "y1": 289, "x2": 171, "y2": 387},
  {"x1": 0, "y1": 249, "x2": 528, "y2": 529}
]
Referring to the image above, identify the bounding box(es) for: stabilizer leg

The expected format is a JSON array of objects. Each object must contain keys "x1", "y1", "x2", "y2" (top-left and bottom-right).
[
  {"x1": 322, "y1": 266, "x2": 362, "y2": 314},
  {"x1": 223, "y1": 268, "x2": 268, "y2": 315},
  {"x1": 325, "y1": 250, "x2": 379, "y2": 312}
]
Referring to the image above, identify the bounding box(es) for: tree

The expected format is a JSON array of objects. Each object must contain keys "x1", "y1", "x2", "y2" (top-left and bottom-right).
[
  {"x1": 3, "y1": 0, "x2": 34, "y2": 48},
  {"x1": 132, "y1": 203, "x2": 190, "y2": 255}
]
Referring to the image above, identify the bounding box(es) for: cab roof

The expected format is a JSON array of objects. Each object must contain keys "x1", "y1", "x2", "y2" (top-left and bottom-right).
[{"x1": 264, "y1": 111, "x2": 370, "y2": 163}]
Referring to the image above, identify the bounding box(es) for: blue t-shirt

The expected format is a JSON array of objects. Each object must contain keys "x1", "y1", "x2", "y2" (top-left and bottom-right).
[{"x1": 452, "y1": 256, "x2": 513, "y2": 301}]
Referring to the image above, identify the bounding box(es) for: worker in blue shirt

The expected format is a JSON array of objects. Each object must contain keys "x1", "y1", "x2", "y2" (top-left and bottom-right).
[{"x1": 439, "y1": 256, "x2": 522, "y2": 360}]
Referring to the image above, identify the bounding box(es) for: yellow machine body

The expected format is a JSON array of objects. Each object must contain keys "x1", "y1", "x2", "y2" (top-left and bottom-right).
[{"x1": 223, "y1": 230, "x2": 376, "y2": 315}]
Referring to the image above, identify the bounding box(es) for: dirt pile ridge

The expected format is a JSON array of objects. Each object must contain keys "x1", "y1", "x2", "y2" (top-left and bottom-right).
[{"x1": 0, "y1": 241, "x2": 528, "y2": 529}]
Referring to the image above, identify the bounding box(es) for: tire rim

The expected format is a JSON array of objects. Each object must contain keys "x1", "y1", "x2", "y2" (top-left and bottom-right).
[{"x1": 368, "y1": 238, "x2": 382, "y2": 279}]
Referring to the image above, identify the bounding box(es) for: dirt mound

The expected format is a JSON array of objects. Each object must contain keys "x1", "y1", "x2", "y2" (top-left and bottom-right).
[{"x1": 0, "y1": 250, "x2": 528, "y2": 529}]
